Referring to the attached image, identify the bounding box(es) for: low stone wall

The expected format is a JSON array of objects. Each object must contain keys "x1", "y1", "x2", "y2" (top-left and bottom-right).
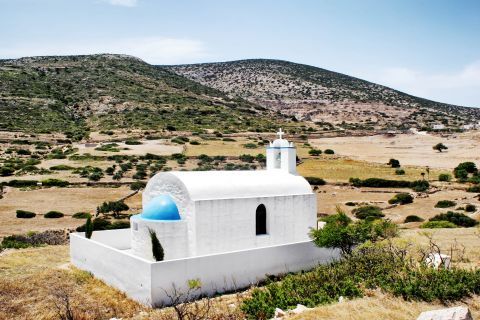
[{"x1": 70, "y1": 230, "x2": 339, "y2": 306}]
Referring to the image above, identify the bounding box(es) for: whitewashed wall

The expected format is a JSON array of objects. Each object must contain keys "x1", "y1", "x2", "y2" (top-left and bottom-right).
[
  {"x1": 131, "y1": 215, "x2": 189, "y2": 260},
  {"x1": 70, "y1": 233, "x2": 152, "y2": 304},
  {"x1": 71, "y1": 231, "x2": 338, "y2": 307},
  {"x1": 193, "y1": 194, "x2": 316, "y2": 256}
]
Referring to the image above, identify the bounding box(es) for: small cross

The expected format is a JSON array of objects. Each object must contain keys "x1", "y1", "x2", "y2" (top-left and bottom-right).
[{"x1": 276, "y1": 128, "x2": 284, "y2": 139}]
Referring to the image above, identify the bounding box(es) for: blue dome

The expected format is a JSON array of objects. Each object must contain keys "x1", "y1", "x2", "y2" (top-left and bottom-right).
[{"x1": 141, "y1": 195, "x2": 181, "y2": 220}]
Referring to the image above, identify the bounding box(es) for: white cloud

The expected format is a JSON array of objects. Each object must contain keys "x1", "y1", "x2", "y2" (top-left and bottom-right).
[
  {"x1": 102, "y1": 0, "x2": 138, "y2": 7},
  {"x1": 0, "y1": 37, "x2": 209, "y2": 65},
  {"x1": 366, "y1": 61, "x2": 480, "y2": 107}
]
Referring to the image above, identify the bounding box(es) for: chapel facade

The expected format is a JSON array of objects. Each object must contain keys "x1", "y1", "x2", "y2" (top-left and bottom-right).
[{"x1": 130, "y1": 129, "x2": 316, "y2": 261}]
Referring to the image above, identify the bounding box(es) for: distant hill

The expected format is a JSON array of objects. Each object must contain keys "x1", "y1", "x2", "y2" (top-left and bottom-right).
[
  {"x1": 168, "y1": 59, "x2": 480, "y2": 130},
  {"x1": 0, "y1": 55, "x2": 287, "y2": 140}
]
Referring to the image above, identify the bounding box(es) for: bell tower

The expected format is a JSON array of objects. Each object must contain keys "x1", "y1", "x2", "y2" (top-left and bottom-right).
[{"x1": 266, "y1": 129, "x2": 297, "y2": 174}]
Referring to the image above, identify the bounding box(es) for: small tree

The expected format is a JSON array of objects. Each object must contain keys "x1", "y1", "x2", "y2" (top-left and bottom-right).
[
  {"x1": 85, "y1": 216, "x2": 93, "y2": 239},
  {"x1": 149, "y1": 229, "x2": 164, "y2": 261},
  {"x1": 97, "y1": 201, "x2": 129, "y2": 218},
  {"x1": 387, "y1": 159, "x2": 400, "y2": 168},
  {"x1": 433, "y1": 143, "x2": 448, "y2": 152},
  {"x1": 310, "y1": 207, "x2": 397, "y2": 255}
]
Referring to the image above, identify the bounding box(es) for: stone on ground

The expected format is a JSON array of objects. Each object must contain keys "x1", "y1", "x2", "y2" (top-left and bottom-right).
[{"x1": 416, "y1": 306, "x2": 472, "y2": 320}]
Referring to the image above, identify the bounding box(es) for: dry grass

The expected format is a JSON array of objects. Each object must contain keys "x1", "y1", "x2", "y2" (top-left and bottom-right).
[
  {"x1": 0, "y1": 245, "x2": 143, "y2": 320},
  {"x1": 0, "y1": 245, "x2": 245, "y2": 320},
  {"x1": 298, "y1": 158, "x2": 442, "y2": 182},
  {"x1": 0, "y1": 186, "x2": 142, "y2": 237},
  {"x1": 1, "y1": 227, "x2": 480, "y2": 319},
  {"x1": 309, "y1": 132, "x2": 480, "y2": 169},
  {"x1": 184, "y1": 138, "x2": 310, "y2": 157},
  {"x1": 290, "y1": 290, "x2": 480, "y2": 320}
]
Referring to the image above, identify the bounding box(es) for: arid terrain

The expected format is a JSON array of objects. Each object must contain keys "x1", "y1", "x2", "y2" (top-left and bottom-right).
[{"x1": 310, "y1": 131, "x2": 480, "y2": 169}]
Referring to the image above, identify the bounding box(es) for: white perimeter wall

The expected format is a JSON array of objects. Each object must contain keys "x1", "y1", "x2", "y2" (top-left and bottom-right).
[
  {"x1": 194, "y1": 194, "x2": 316, "y2": 256},
  {"x1": 71, "y1": 230, "x2": 338, "y2": 307},
  {"x1": 70, "y1": 232, "x2": 152, "y2": 304}
]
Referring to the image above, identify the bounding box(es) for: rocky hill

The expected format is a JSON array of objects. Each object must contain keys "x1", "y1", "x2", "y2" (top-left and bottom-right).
[
  {"x1": 169, "y1": 59, "x2": 480, "y2": 130},
  {"x1": 0, "y1": 55, "x2": 287, "y2": 140}
]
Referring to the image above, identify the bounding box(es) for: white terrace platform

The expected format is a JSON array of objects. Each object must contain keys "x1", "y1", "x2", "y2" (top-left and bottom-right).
[{"x1": 70, "y1": 229, "x2": 338, "y2": 306}]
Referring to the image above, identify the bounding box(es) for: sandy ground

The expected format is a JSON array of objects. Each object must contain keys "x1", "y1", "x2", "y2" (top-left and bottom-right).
[
  {"x1": 310, "y1": 132, "x2": 480, "y2": 169},
  {"x1": 75, "y1": 139, "x2": 183, "y2": 156},
  {"x1": 0, "y1": 186, "x2": 142, "y2": 237}
]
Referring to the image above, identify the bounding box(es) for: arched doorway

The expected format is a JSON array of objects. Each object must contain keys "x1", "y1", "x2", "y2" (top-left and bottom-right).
[{"x1": 256, "y1": 204, "x2": 267, "y2": 235}]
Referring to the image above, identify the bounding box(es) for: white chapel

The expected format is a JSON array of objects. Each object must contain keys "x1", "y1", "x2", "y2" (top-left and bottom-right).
[
  {"x1": 130, "y1": 129, "x2": 317, "y2": 260},
  {"x1": 70, "y1": 129, "x2": 333, "y2": 306}
]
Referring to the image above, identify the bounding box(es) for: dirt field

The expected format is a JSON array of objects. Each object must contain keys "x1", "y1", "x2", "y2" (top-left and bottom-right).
[
  {"x1": 0, "y1": 186, "x2": 142, "y2": 237},
  {"x1": 298, "y1": 158, "x2": 445, "y2": 182},
  {"x1": 316, "y1": 185, "x2": 480, "y2": 224},
  {"x1": 310, "y1": 132, "x2": 480, "y2": 169},
  {"x1": 184, "y1": 137, "x2": 310, "y2": 157},
  {"x1": 75, "y1": 139, "x2": 183, "y2": 156}
]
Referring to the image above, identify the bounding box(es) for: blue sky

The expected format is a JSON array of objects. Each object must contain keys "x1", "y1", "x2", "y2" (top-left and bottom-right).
[{"x1": 1, "y1": 0, "x2": 479, "y2": 107}]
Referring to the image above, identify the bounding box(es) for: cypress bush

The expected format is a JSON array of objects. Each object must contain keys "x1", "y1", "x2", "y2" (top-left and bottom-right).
[
  {"x1": 85, "y1": 216, "x2": 93, "y2": 239},
  {"x1": 149, "y1": 229, "x2": 164, "y2": 261}
]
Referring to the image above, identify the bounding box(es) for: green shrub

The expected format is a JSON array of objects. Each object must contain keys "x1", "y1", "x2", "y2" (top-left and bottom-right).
[
  {"x1": 345, "y1": 202, "x2": 356, "y2": 206},
  {"x1": 222, "y1": 137, "x2": 236, "y2": 142},
  {"x1": 429, "y1": 211, "x2": 478, "y2": 227},
  {"x1": 95, "y1": 143, "x2": 120, "y2": 152},
  {"x1": 72, "y1": 212, "x2": 91, "y2": 219},
  {"x1": 0, "y1": 166, "x2": 15, "y2": 176},
  {"x1": 388, "y1": 193, "x2": 413, "y2": 205},
  {"x1": 1, "y1": 235, "x2": 34, "y2": 249},
  {"x1": 438, "y1": 173, "x2": 452, "y2": 182},
  {"x1": 324, "y1": 149, "x2": 335, "y2": 154},
  {"x1": 421, "y1": 221, "x2": 457, "y2": 229},
  {"x1": 388, "y1": 159, "x2": 401, "y2": 168},
  {"x1": 243, "y1": 143, "x2": 257, "y2": 149},
  {"x1": 97, "y1": 201, "x2": 129, "y2": 218},
  {"x1": 171, "y1": 136, "x2": 189, "y2": 144},
  {"x1": 7, "y1": 180, "x2": 38, "y2": 188},
  {"x1": 310, "y1": 210, "x2": 396, "y2": 255},
  {"x1": 189, "y1": 140, "x2": 200, "y2": 145},
  {"x1": 76, "y1": 218, "x2": 130, "y2": 232},
  {"x1": 49, "y1": 165, "x2": 75, "y2": 171},
  {"x1": 16, "y1": 210, "x2": 36, "y2": 219},
  {"x1": 349, "y1": 178, "x2": 429, "y2": 191},
  {"x1": 41, "y1": 178, "x2": 70, "y2": 187},
  {"x1": 395, "y1": 169, "x2": 405, "y2": 175},
  {"x1": 125, "y1": 140, "x2": 142, "y2": 145},
  {"x1": 465, "y1": 204, "x2": 476, "y2": 212},
  {"x1": 404, "y1": 215, "x2": 424, "y2": 223},
  {"x1": 44, "y1": 211, "x2": 64, "y2": 218},
  {"x1": 130, "y1": 181, "x2": 146, "y2": 190},
  {"x1": 242, "y1": 242, "x2": 480, "y2": 319},
  {"x1": 434, "y1": 200, "x2": 456, "y2": 208},
  {"x1": 308, "y1": 149, "x2": 322, "y2": 156},
  {"x1": 352, "y1": 205, "x2": 384, "y2": 220},
  {"x1": 466, "y1": 185, "x2": 480, "y2": 193},
  {"x1": 306, "y1": 177, "x2": 326, "y2": 185}
]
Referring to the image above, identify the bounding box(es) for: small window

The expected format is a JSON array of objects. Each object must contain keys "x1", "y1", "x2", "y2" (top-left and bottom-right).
[
  {"x1": 256, "y1": 204, "x2": 267, "y2": 235},
  {"x1": 132, "y1": 222, "x2": 138, "y2": 231}
]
